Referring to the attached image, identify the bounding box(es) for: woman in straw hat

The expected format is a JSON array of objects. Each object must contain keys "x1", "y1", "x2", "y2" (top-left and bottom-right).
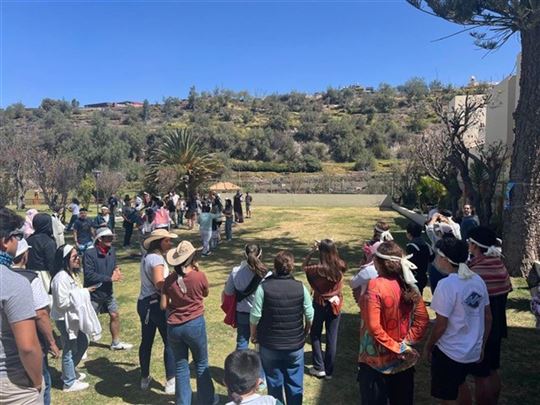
[
  {"x1": 137, "y1": 229, "x2": 178, "y2": 393},
  {"x1": 161, "y1": 241, "x2": 218, "y2": 405}
]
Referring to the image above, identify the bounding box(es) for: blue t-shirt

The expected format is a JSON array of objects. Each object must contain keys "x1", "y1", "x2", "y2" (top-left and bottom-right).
[{"x1": 74, "y1": 217, "x2": 94, "y2": 244}]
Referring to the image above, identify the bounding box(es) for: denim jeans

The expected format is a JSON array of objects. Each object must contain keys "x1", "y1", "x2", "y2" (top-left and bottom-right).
[
  {"x1": 225, "y1": 217, "x2": 233, "y2": 240},
  {"x1": 259, "y1": 345, "x2": 304, "y2": 405},
  {"x1": 123, "y1": 222, "x2": 134, "y2": 246},
  {"x1": 310, "y1": 301, "x2": 341, "y2": 376},
  {"x1": 56, "y1": 320, "x2": 89, "y2": 387},
  {"x1": 167, "y1": 316, "x2": 215, "y2": 405},
  {"x1": 200, "y1": 229, "x2": 212, "y2": 254},
  {"x1": 236, "y1": 312, "x2": 251, "y2": 350},
  {"x1": 137, "y1": 297, "x2": 175, "y2": 379},
  {"x1": 65, "y1": 214, "x2": 78, "y2": 231},
  {"x1": 43, "y1": 354, "x2": 51, "y2": 405}
]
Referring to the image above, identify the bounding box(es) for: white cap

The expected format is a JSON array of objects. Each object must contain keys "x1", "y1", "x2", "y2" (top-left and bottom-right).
[
  {"x1": 63, "y1": 244, "x2": 75, "y2": 258},
  {"x1": 94, "y1": 227, "x2": 113, "y2": 242},
  {"x1": 15, "y1": 239, "x2": 31, "y2": 258}
]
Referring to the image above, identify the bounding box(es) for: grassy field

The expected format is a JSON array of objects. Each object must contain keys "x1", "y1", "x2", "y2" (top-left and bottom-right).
[{"x1": 37, "y1": 206, "x2": 538, "y2": 405}]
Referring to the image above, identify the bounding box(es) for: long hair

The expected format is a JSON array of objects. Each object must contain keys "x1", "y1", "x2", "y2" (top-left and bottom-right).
[
  {"x1": 316, "y1": 239, "x2": 347, "y2": 282},
  {"x1": 245, "y1": 244, "x2": 268, "y2": 278},
  {"x1": 373, "y1": 241, "x2": 419, "y2": 306},
  {"x1": 54, "y1": 245, "x2": 80, "y2": 276},
  {"x1": 373, "y1": 220, "x2": 390, "y2": 241},
  {"x1": 173, "y1": 251, "x2": 199, "y2": 277}
]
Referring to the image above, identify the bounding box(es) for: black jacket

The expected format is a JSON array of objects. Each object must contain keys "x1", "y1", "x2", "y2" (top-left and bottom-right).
[
  {"x1": 27, "y1": 214, "x2": 57, "y2": 276},
  {"x1": 83, "y1": 245, "x2": 117, "y2": 302}
]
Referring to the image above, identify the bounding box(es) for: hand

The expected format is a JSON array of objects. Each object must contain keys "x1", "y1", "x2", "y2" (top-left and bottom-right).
[
  {"x1": 34, "y1": 383, "x2": 43, "y2": 392},
  {"x1": 250, "y1": 335, "x2": 258, "y2": 344},
  {"x1": 399, "y1": 346, "x2": 419, "y2": 363},
  {"x1": 49, "y1": 343, "x2": 61, "y2": 359},
  {"x1": 87, "y1": 286, "x2": 98, "y2": 292},
  {"x1": 111, "y1": 269, "x2": 122, "y2": 282}
]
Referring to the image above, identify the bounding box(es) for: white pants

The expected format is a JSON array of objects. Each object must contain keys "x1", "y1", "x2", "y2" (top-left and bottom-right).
[{"x1": 200, "y1": 229, "x2": 212, "y2": 254}]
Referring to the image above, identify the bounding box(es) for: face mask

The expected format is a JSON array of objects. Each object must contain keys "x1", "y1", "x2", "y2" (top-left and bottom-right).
[{"x1": 0, "y1": 250, "x2": 15, "y2": 267}]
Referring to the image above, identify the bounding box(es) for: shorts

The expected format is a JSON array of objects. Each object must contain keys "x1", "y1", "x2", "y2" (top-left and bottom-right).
[
  {"x1": 431, "y1": 346, "x2": 474, "y2": 401},
  {"x1": 470, "y1": 336, "x2": 502, "y2": 377},
  {"x1": 91, "y1": 296, "x2": 119, "y2": 314}
]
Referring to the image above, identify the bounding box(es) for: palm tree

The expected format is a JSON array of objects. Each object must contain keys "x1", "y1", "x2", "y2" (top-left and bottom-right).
[{"x1": 145, "y1": 128, "x2": 223, "y2": 196}]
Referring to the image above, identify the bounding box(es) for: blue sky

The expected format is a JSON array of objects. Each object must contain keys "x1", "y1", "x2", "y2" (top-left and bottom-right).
[{"x1": 1, "y1": 0, "x2": 521, "y2": 107}]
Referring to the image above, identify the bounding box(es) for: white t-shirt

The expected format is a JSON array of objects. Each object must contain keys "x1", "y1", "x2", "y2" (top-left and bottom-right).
[
  {"x1": 431, "y1": 273, "x2": 489, "y2": 363},
  {"x1": 69, "y1": 203, "x2": 80, "y2": 216},
  {"x1": 139, "y1": 253, "x2": 169, "y2": 300}
]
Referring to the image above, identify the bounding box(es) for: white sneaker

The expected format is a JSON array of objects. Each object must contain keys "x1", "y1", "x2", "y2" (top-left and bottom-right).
[
  {"x1": 63, "y1": 380, "x2": 89, "y2": 392},
  {"x1": 308, "y1": 367, "x2": 326, "y2": 378},
  {"x1": 76, "y1": 372, "x2": 87, "y2": 381},
  {"x1": 81, "y1": 350, "x2": 88, "y2": 360},
  {"x1": 164, "y1": 377, "x2": 175, "y2": 394},
  {"x1": 140, "y1": 376, "x2": 152, "y2": 391},
  {"x1": 110, "y1": 341, "x2": 133, "y2": 350}
]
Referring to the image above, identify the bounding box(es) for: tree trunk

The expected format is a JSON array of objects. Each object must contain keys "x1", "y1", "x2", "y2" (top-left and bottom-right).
[{"x1": 503, "y1": 26, "x2": 540, "y2": 277}]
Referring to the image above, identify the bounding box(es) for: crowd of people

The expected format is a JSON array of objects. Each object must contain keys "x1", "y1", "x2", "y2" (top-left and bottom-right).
[{"x1": 0, "y1": 197, "x2": 517, "y2": 405}]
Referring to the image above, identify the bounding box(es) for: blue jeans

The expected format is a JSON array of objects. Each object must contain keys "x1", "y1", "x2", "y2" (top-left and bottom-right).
[
  {"x1": 56, "y1": 320, "x2": 89, "y2": 387},
  {"x1": 167, "y1": 316, "x2": 215, "y2": 405},
  {"x1": 259, "y1": 345, "x2": 304, "y2": 405},
  {"x1": 225, "y1": 217, "x2": 233, "y2": 240},
  {"x1": 236, "y1": 312, "x2": 251, "y2": 350},
  {"x1": 66, "y1": 214, "x2": 78, "y2": 231},
  {"x1": 237, "y1": 312, "x2": 266, "y2": 381},
  {"x1": 43, "y1": 354, "x2": 51, "y2": 405},
  {"x1": 137, "y1": 297, "x2": 175, "y2": 379}
]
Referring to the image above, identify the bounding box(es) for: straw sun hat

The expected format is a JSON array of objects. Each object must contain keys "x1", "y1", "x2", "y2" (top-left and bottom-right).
[
  {"x1": 166, "y1": 240, "x2": 201, "y2": 267},
  {"x1": 143, "y1": 229, "x2": 178, "y2": 250}
]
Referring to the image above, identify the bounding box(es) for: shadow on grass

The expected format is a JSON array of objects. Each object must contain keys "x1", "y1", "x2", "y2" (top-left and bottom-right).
[{"x1": 507, "y1": 297, "x2": 532, "y2": 312}]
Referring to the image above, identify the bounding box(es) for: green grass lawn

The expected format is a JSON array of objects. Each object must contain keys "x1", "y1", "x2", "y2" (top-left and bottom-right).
[{"x1": 43, "y1": 206, "x2": 538, "y2": 405}]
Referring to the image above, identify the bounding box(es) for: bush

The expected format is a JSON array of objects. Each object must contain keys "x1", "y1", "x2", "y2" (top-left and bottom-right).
[
  {"x1": 230, "y1": 157, "x2": 322, "y2": 173},
  {"x1": 353, "y1": 150, "x2": 376, "y2": 171}
]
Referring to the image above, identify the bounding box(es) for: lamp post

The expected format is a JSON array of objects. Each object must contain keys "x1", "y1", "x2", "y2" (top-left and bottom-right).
[{"x1": 92, "y1": 169, "x2": 102, "y2": 215}]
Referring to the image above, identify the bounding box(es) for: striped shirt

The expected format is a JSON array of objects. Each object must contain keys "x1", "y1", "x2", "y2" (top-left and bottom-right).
[{"x1": 468, "y1": 255, "x2": 512, "y2": 296}]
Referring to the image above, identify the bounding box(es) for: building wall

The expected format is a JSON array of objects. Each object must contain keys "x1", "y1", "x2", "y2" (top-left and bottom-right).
[
  {"x1": 449, "y1": 94, "x2": 487, "y2": 148},
  {"x1": 486, "y1": 75, "x2": 517, "y2": 147}
]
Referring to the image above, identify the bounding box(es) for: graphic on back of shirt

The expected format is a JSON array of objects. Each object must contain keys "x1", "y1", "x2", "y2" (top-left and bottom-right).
[{"x1": 462, "y1": 283, "x2": 485, "y2": 316}]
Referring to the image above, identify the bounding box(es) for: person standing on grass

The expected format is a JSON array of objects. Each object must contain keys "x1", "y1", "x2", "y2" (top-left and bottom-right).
[
  {"x1": 425, "y1": 238, "x2": 492, "y2": 405},
  {"x1": 250, "y1": 251, "x2": 313, "y2": 405},
  {"x1": 0, "y1": 207, "x2": 44, "y2": 404},
  {"x1": 83, "y1": 227, "x2": 133, "y2": 351},
  {"x1": 224, "y1": 199, "x2": 234, "y2": 241},
  {"x1": 122, "y1": 195, "x2": 136, "y2": 247},
  {"x1": 137, "y1": 229, "x2": 178, "y2": 394},
  {"x1": 11, "y1": 239, "x2": 60, "y2": 404},
  {"x1": 73, "y1": 208, "x2": 95, "y2": 255},
  {"x1": 357, "y1": 241, "x2": 429, "y2": 405},
  {"x1": 405, "y1": 222, "x2": 432, "y2": 296},
  {"x1": 108, "y1": 194, "x2": 119, "y2": 232},
  {"x1": 161, "y1": 241, "x2": 219, "y2": 405},
  {"x1": 154, "y1": 199, "x2": 171, "y2": 230},
  {"x1": 302, "y1": 239, "x2": 347, "y2": 380},
  {"x1": 224, "y1": 350, "x2": 282, "y2": 405},
  {"x1": 234, "y1": 190, "x2": 244, "y2": 223},
  {"x1": 223, "y1": 244, "x2": 270, "y2": 351},
  {"x1": 65, "y1": 198, "x2": 80, "y2": 232},
  {"x1": 245, "y1": 192, "x2": 253, "y2": 219},
  {"x1": 27, "y1": 213, "x2": 58, "y2": 294},
  {"x1": 198, "y1": 205, "x2": 222, "y2": 256},
  {"x1": 467, "y1": 226, "x2": 512, "y2": 405},
  {"x1": 51, "y1": 245, "x2": 99, "y2": 393},
  {"x1": 95, "y1": 206, "x2": 112, "y2": 230}
]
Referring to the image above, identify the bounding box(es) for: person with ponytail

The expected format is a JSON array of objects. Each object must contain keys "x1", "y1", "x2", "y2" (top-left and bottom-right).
[
  {"x1": 372, "y1": 220, "x2": 394, "y2": 243},
  {"x1": 302, "y1": 239, "x2": 346, "y2": 379},
  {"x1": 161, "y1": 241, "x2": 218, "y2": 405},
  {"x1": 425, "y1": 237, "x2": 492, "y2": 404},
  {"x1": 467, "y1": 226, "x2": 512, "y2": 405},
  {"x1": 223, "y1": 244, "x2": 270, "y2": 350},
  {"x1": 357, "y1": 241, "x2": 428, "y2": 405},
  {"x1": 224, "y1": 350, "x2": 281, "y2": 405}
]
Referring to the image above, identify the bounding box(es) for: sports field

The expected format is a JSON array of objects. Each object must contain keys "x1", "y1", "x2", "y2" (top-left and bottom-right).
[{"x1": 33, "y1": 205, "x2": 538, "y2": 405}]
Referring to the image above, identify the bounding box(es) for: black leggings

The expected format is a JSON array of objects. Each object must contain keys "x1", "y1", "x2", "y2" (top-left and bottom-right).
[{"x1": 358, "y1": 364, "x2": 414, "y2": 405}]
